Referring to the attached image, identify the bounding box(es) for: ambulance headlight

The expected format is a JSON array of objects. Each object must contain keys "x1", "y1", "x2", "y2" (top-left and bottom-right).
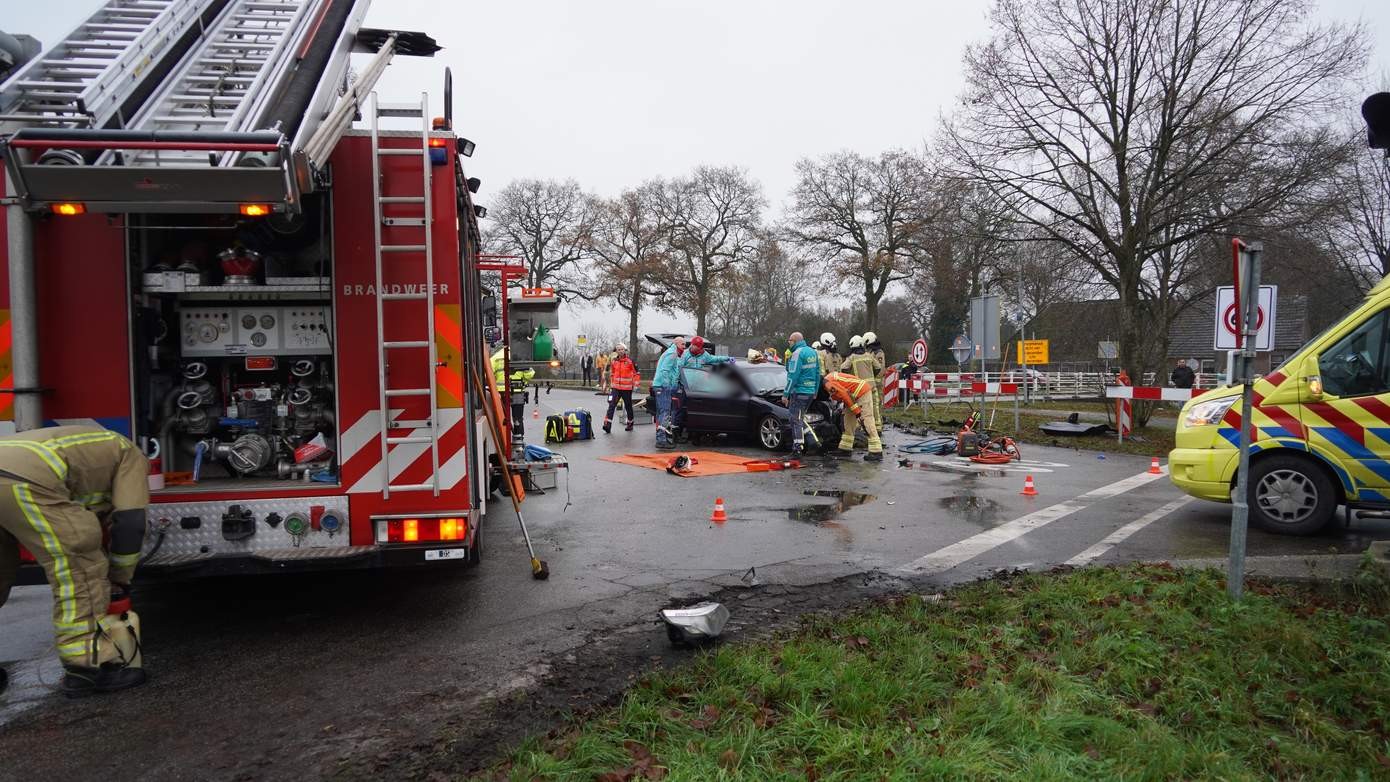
[{"x1": 1185, "y1": 398, "x2": 1236, "y2": 427}]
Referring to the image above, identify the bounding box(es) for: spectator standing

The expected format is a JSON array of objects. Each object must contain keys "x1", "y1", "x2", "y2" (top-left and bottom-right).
[
  {"x1": 1170, "y1": 358, "x2": 1195, "y2": 389},
  {"x1": 581, "y1": 352, "x2": 594, "y2": 387}
]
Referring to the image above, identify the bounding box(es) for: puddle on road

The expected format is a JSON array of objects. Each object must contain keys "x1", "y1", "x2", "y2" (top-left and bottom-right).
[
  {"x1": 786, "y1": 490, "x2": 876, "y2": 524},
  {"x1": 937, "y1": 494, "x2": 1004, "y2": 526}
]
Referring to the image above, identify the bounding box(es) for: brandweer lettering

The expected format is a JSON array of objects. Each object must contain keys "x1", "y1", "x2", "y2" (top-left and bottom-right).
[{"x1": 343, "y1": 283, "x2": 451, "y2": 296}]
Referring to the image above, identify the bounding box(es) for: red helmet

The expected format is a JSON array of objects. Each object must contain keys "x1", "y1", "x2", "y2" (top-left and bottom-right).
[{"x1": 689, "y1": 336, "x2": 706, "y2": 355}]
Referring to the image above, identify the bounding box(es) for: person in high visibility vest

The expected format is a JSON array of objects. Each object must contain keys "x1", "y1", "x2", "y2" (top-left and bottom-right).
[
  {"x1": 595, "y1": 350, "x2": 611, "y2": 392},
  {"x1": 491, "y1": 347, "x2": 536, "y2": 437},
  {"x1": 650, "y1": 337, "x2": 687, "y2": 449},
  {"x1": 783, "y1": 332, "x2": 822, "y2": 456},
  {"x1": 824, "y1": 371, "x2": 883, "y2": 461},
  {"x1": 0, "y1": 425, "x2": 150, "y2": 696},
  {"x1": 864, "y1": 331, "x2": 886, "y2": 423},
  {"x1": 603, "y1": 343, "x2": 641, "y2": 434}
]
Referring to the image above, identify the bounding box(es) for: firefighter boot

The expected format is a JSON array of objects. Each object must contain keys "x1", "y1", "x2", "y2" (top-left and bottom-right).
[{"x1": 62, "y1": 662, "x2": 147, "y2": 698}]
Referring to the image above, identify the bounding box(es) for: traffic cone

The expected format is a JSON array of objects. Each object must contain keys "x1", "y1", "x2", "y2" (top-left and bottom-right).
[
  {"x1": 1020, "y1": 475, "x2": 1038, "y2": 497},
  {"x1": 532, "y1": 407, "x2": 539, "y2": 420},
  {"x1": 1149, "y1": 456, "x2": 1162, "y2": 475},
  {"x1": 710, "y1": 497, "x2": 728, "y2": 523}
]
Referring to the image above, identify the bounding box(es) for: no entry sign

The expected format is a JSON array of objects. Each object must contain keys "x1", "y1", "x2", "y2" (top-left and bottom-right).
[
  {"x1": 910, "y1": 339, "x2": 928, "y2": 365},
  {"x1": 1213, "y1": 285, "x2": 1276, "y2": 351}
]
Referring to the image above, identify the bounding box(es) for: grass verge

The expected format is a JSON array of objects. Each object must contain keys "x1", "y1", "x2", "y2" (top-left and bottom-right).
[
  {"x1": 483, "y1": 564, "x2": 1390, "y2": 781},
  {"x1": 882, "y1": 405, "x2": 1176, "y2": 458}
]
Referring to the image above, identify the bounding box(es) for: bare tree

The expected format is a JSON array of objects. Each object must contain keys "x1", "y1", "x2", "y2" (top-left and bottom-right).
[
  {"x1": 787, "y1": 150, "x2": 933, "y2": 330},
  {"x1": 483, "y1": 178, "x2": 596, "y2": 296},
  {"x1": 588, "y1": 180, "x2": 671, "y2": 351},
  {"x1": 708, "y1": 231, "x2": 805, "y2": 341},
  {"x1": 944, "y1": 0, "x2": 1368, "y2": 380},
  {"x1": 1325, "y1": 142, "x2": 1390, "y2": 290},
  {"x1": 655, "y1": 166, "x2": 764, "y2": 335}
]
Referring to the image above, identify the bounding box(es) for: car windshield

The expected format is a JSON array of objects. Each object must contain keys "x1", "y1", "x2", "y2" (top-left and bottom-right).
[{"x1": 740, "y1": 363, "x2": 787, "y2": 394}]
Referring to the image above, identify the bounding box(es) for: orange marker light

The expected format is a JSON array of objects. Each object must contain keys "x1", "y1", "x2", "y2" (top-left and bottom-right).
[
  {"x1": 549, "y1": 360, "x2": 561, "y2": 368},
  {"x1": 239, "y1": 203, "x2": 271, "y2": 217},
  {"x1": 403, "y1": 518, "x2": 419, "y2": 542},
  {"x1": 428, "y1": 137, "x2": 447, "y2": 148},
  {"x1": 51, "y1": 203, "x2": 86, "y2": 216}
]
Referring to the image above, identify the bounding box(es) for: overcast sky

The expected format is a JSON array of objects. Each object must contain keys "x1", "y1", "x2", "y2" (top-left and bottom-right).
[{"x1": 3, "y1": 0, "x2": 1388, "y2": 341}]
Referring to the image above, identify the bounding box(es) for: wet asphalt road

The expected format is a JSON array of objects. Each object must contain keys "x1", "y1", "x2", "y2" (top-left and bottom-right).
[{"x1": 2, "y1": 388, "x2": 1388, "y2": 779}]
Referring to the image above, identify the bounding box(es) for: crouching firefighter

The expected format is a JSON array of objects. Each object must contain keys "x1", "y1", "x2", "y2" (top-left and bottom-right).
[
  {"x1": 0, "y1": 426, "x2": 150, "y2": 697},
  {"x1": 823, "y1": 371, "x2": 884, "y2": 461},
  {"x1": 603, "y1": 343, "x2": 641, "y2": 434}
]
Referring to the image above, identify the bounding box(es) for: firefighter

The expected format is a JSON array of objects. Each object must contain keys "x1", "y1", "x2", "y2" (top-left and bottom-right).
[
  {"x1": 824, "y1": 371, "x2": 883, "y2": 461},
  {"x1": 491, "y1": 347, "x2": 536, "y2": 437},
  {"x1": 864, "y1": 331, "x2": 886, "y2": 423},
  {"x1": 0, "y1": 426, "x2": 150, "y2": 696},
  {"x1": 817, "y1": 333, "x2": 838, "y2": 378},
  {"x1": 651, "y1": 337, "x2": 686, "y2": 449},
  {"x1": 840, "y1": 335, "x2": 878, "y2": 382},
  {"x1": 603, "y1": 343, "x2": 640, "y2": 434}
]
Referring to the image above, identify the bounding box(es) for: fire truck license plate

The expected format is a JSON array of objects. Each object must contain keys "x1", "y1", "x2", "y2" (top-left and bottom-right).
[{"x1": 425, "y1": 548, "x2": 467, "y2": 562}]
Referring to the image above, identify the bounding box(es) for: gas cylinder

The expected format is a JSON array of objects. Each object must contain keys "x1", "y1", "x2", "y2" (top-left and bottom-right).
[{"x1": 97, "y1": 610, "x2": 143, "y2": 669}]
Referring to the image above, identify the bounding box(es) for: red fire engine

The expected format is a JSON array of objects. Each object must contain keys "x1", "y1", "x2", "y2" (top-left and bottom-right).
[{"x1": 0, "y1": 0, "x2": 529, "y2": 576}]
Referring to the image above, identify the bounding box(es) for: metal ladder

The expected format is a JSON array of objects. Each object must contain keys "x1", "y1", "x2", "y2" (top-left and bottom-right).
[
  {"x1": 369, "y1": 91, "x2": 440, "y2": 498},
  {"x1": 0, "y1": 0, "x2": 217, "y2": 129},
  {"x1": 100, "y1": 0, "x2": 318, "y2": 167}
]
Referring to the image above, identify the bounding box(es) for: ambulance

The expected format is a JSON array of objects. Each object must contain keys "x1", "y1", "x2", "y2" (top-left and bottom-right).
[{"x1": 1171, "y1": 276, "x2": 1390, "y2": 534}]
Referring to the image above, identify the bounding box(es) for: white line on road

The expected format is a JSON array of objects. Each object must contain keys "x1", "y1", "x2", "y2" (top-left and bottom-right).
[
  {"x1": 895, "y1": 468, "x2": 1167, "y2": 576},
  {"x1": 1065, "y1": 496, "x2": 1195, "y2": 566}
]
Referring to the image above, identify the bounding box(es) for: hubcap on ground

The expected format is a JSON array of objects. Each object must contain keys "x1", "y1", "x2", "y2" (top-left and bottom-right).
[
  {"x1": 1255, "y1": 469, "x2": 1318, "y2": 524},
  {"x1": 760, "y1": 419, "x2": 781, "y2": 448}
]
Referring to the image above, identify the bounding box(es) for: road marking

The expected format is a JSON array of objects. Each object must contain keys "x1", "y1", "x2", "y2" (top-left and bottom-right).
[
  {"x1": 1065, "y1": 496, "x2": 1195, "y2": 566},
  {"x1": 895, "y1": 469, "x2": 1167, "y2": 575}
]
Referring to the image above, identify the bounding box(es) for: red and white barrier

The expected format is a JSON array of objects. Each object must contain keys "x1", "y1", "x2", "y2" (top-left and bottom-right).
[
  {"x1": 1104, "y1": 386, "x2": 1203, "y2": 402},
  {"x1": 883, "y1": 367, "x2": 900, "y2": 408}
]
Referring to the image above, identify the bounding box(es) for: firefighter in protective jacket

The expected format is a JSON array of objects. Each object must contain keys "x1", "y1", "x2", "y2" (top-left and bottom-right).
[
  {"x1": 823, "y1": 371, "x2": 883, "y2": 460},
  {"x1": 492, "y1": 347, "x2": 536, "y2": 436},
  {"x1": 0, "y1": 426, "x2": 150, "y2": 696},
  {"x1": 603, "y1": 343, "x2": 641, "y2": 433}
]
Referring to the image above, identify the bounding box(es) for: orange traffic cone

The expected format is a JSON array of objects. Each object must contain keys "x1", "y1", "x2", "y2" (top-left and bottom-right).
[
  {"x1": 1020, "y1": 475, "x2": 1038, "y2": 496},
  {"x1": 532, "y1": 407, "x2": 539, "y2": 420},
  {"x1": 710, "y1": 497, "x2": 728, "y2": 523},
  {"x1": 1149, "y1": 456, "x2": 1162, "y2": 475}
]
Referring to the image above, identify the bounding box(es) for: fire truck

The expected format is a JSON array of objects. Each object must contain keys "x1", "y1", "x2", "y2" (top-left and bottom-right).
[{"x1": 0, "y1": 0, "x2": 533, "y2": 577}]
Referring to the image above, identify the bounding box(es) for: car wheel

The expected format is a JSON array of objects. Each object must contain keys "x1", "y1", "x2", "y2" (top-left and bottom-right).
[
  {"x1": 757, "y1": 414, "x2": 785, "y2": 450},
  {"x1": 1248, "y1": 454, "x2": 1336, "y2": 536}
]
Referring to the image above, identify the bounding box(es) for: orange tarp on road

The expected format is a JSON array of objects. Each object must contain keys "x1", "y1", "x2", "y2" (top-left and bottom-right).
[{"x1": 602, "y1": 451, "x2": 788, "y2": 477}]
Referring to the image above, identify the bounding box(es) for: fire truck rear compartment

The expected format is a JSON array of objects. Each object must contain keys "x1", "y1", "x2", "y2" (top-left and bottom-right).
[{"x1": 129, "y1": 194, "x2": 342, "y2": 491}]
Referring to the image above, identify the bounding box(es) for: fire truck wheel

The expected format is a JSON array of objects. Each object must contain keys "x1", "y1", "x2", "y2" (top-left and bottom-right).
[{"x1": 1247, "y1": 453, "x2": 1336, "y2": 536}]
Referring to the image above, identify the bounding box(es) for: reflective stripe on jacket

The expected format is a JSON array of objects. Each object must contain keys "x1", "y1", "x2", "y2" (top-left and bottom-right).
[
  {"x1": 841, "y1": 351, "x2": 878, "y2": 381},
  {"x1": 610, "y1": 356, "x2": 640, "y2": 391},
  {"x1": 784, "y1": 341, "x2": 821, "y2": 397},
  {"x1": 824, "y1": 372, "x2": 871, "y2": 411}
]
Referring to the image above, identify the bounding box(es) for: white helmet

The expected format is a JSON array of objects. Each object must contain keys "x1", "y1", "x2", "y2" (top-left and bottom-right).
[
  {"x1": 820, "y1": 332, "x2": 836, "y2": 347},
  {"x1": 863, "y1": 331, "x2": 878, "y2": 345},
  {"x1": 812, "y1": 341, "x2": 821, "y2": 349},
  {"x1": 849, "y1": 335, "x2": 864, "y2": 349}
]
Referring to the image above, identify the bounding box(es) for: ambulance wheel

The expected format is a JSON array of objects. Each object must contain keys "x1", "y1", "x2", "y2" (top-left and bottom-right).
[{"x1": 1248, "y1": 454, "x2": 1335, "y2": 536}]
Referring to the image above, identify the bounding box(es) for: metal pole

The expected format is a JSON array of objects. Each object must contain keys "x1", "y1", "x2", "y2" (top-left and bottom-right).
[
  {"x1": 1228, "y1": 241, "x2": 1262, "y2": 600},
  {"x1": 5, "y1": 170, "x2": 40, "y2": 431}
]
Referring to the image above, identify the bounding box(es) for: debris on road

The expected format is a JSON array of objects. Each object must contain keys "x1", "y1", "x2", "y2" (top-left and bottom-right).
[{"x1": 660, "y1": 602, "x2": 730, "y2": 645}]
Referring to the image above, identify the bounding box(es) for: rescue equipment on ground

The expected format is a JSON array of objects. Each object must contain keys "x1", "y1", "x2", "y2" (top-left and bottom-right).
[
  {"x1": 667, "y1": 453, "x2": 699, "y2": 475},
  {"x1": 661, "y1": 602, "x2": 730, "y2": 645}
]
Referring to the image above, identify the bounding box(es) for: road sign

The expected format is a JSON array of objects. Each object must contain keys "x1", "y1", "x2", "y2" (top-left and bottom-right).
[
  {"x1": 1016, "y1": 339, "x2": 1049, "y2": 365},
  {"x1": 969, "y1": 295, "x2": 1001, "y2": 361},
  {"x1": 910, "y1": 338, "x2": 928, "y2": 365},
  {"x1": 1097, "y1": 341, "x2": 1119, "y2": 360},
  {"x1": 950, "y1": 335, "x2": 974, "y2": 365},
  {"x1": 1213, "y1": 285, "x2": 1276, "y2": 351},
  {"x1": 576, "y1": 333, "x2": 588, "y2": 347}
]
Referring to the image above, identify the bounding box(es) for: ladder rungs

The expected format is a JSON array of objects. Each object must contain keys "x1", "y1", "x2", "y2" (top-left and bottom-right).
[
  {"x1": 376, "y1": 102, "x2": 423, "y2": 117},
  {"x1": 377, "y1": 148, "x2": 420, "y2": 156},
  {"x1": 384, "y1": 388, "x2": 431, "y2": 397},
  {"x1": 381, "y1": 292, "x2": 429, "y2": 301},
  {"x1": 388, "y1": 419, "x2": 432, "y2": 429},
  {"x1": 380, "y1": 196, "x2": 425, "y2": 204},
  {"x1": 381, "y1": 244, "x2": 426, "y2": 253},
  {"x1": 382, "y1": 217, "x2": 426, "y2": 227},
  {"x1": 387, "y1": 435, "x2": 435, "y2": 446},
  {"x1": 385, "y1": 482, "x2": 436, "y2": 493},
  {"x1": 383, "y1": 340, "x2": 430, "y2": 349}
]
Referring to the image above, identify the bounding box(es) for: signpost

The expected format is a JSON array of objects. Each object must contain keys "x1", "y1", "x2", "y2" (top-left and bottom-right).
[
  {"x1": 1228, "y1": 239, "x2": 1263, "y2": 600},
  {"x1": 576, "y1": 333, "x2": 588, "y2": 347},
  {"x1": 949, "y1": 335, "x2": 974, "y2": 369},
  {"x1": 1213, "y1": 285, "x2": 1276, "y2": 352},
  {"x1": 910, "y1": 338, "x2": 928, "y2": 367},
  {"x1": 1016, "y1": 339, "x2": 1049, "y2": 365},
  {"x1": 969, "y1": 295, "x2": 1001, "y2": 368}
]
